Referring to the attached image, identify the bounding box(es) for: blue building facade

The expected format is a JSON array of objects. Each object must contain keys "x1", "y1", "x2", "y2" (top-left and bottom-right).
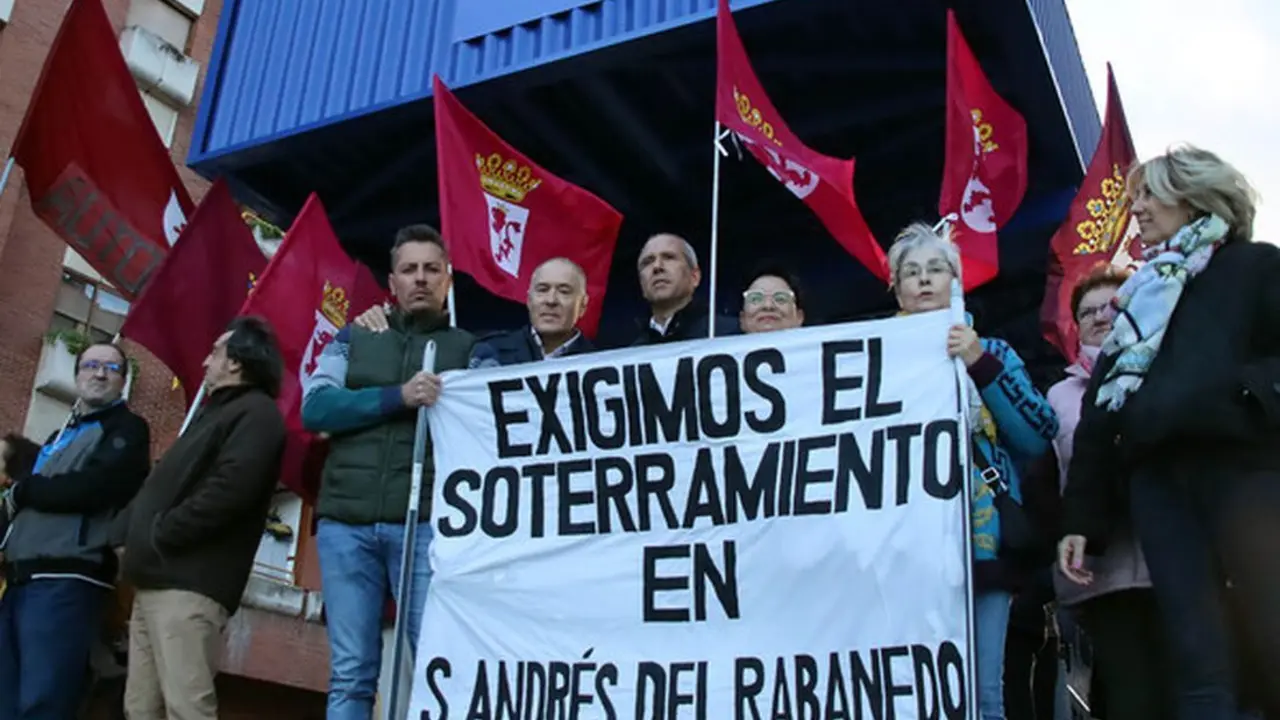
[{"x1": 189, "y1": 0, "x2": 1100, "y2": 357}]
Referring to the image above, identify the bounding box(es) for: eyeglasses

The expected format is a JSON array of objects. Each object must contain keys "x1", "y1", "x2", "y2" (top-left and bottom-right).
[
  {"x1": 1076, "y1": 304, "x2": 1110, "y2": 322},
  {"x1": 743, "y1": 290, "x2": 795, "y2": 308},
  {"x1": 898, "y1": 261, "x2": 954, "y2": 282},
  {"x1": 79, "y1": 360, "x2": 124, "y2": 375}
]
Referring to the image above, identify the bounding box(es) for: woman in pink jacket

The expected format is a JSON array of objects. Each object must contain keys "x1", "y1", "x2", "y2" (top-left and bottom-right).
[{"x1": 1047, "y1": 264, "x2": 1170, "y2": 719}]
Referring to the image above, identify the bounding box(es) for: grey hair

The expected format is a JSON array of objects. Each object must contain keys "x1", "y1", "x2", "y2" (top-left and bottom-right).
[
  {"x1": 640, "y1": 233, "x2": 699, "y2": 270},
  {"x1": 679, "y1": 239, "x2": 699, "y2": 270},
  {"x1": 886, "y1": 222, "x2": 963, "y2": 288},
  {"x1": 1129, "y1": 144, "x2": 1258, "y2": 242},
  {"x1": 531, "y1": 256, "x2": 587, "y2": 289}
]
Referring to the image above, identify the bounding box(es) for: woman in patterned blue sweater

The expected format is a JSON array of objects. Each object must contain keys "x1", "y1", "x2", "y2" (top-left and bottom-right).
[{"x1": 888, "y1": 223, "x2": 1059, "y2": 720}]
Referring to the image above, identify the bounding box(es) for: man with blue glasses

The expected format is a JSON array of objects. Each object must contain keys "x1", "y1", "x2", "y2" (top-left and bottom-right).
[{"x1": 0, "y1": 342, "x2": 152, "y2": 720}]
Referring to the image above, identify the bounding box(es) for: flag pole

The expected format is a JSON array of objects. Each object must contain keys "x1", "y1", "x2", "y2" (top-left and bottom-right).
[
  {"x1": 707, "y1": 122, "x2": 726, "y2": 338},
  {"x1": 0, "y1": 158, "x2": 15, "y2": 200},
  {"x1": 385, "y1": 339, "x2": 437, "y2": 720},
  {"x1": 177, "y1": 384, "x2": 207, "y2": 436},
  {"x1": 933, "y1": 213, "x2": 958, "y2": 236},
  {"x1": 446, "y1": 263, "x2": 458, "y2": 328},
  {"x1": 949, "y1": 278, "x2": 979, "y2": 720}
]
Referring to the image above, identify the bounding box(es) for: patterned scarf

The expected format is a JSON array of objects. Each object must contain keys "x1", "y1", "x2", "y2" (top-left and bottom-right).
[{"x1": 1096, "y1": 214, "x2": 1229, "y2": 410}]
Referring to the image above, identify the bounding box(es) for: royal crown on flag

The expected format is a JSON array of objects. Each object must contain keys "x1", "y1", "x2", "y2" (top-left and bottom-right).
[
  {"x1": 970, "y1": 109, "x2": 1000, "y2": 154},
  {"x1": 474, "y1": 153, "x2": 542, "y2": 204},
  {"x1": 320, "y1": 281, "x2": 351, "y2": 328},
  {"x1": 1073, "y1": 164, "x2": 1132, "y2": 256},
  {"x1": 733, "y1": 87, "x2": 783, "y2": 147}
]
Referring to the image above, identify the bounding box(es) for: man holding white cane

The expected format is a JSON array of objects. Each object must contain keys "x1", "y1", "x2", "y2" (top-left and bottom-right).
[{"x1": 301, "y1": 225, "x2": 474, "y2": 720}]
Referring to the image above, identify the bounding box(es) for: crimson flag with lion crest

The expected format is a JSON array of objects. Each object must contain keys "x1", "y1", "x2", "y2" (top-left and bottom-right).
[
  {"x1": 239, "y1": 195, "x2": 384, "y2": 500},
  {"x1": 1040, "y1": 65, "x2": 1140, "y2": 362},
  {"x1": 714, "y1": 0, "x2": 887, "y2": 281},
  {"x1": 938, "y1": 10, "x2": 1028, "y2": 291},
  {"x1": 433, "y1": 75, "x2": 622, "y2": 338}
]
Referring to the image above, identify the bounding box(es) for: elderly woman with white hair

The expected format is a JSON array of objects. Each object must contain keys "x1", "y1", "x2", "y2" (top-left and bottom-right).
[
  {"x1": 888, "y1": 223, "x2": 1058, "y2": 720},
  {"x1": 1058, "y1": 145, "x2": 1280, "y2": 719}
]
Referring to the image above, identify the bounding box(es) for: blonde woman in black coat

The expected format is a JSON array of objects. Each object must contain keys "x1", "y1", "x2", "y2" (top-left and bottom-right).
[{"x1": 1059, "y1": 145, "x2": 1280, "y2": 720}]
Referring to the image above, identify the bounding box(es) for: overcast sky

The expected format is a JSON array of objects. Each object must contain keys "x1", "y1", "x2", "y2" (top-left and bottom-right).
[{"x1": 1066, "y1": 0, "x2": 1280, "y2": 244}]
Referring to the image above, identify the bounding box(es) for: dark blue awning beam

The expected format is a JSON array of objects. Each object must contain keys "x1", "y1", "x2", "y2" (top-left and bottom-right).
[{"x1": 582, "y1": 77, "x2": 686, "y2": 188}]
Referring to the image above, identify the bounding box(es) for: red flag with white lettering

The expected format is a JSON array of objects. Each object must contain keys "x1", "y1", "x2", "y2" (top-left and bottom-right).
[
  {"x1": 432, "y1": 75, "x2": 622, "y2": 338},
  {"x1": 120, "y1": 179, "x2": 266, "y2": 405},
  {"x1": 938, "y1": 10, "x2": 1028, "y2": 291},
  {"x1": 715, "y1": 0, "x2": 887, "y2": 280},
  {"x1": 10, "y1": 0, "x2": 194, "y2": 299},
  {"x1": 1040, "y1": 65, "x2": 1139, "y2": 362},
  {"x1": 239, "y1": 195, "x2": 384, "y2": 500}
]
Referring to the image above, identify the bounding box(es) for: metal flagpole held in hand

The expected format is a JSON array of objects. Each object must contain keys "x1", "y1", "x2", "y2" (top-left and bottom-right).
[
  {"x1": 385, "y1": 339, "x2": 437, "y2": 720},
  {"x1": 949, "y1": 278, "x2": 979, "y2": 720}
]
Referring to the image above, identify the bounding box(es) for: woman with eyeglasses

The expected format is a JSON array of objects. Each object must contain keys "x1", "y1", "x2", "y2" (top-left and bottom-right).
[
  {"x1": 738, "y1": 264, "x2": 806, "y2": 334},
  {"x1": 888, "y1": 222, "x2": 1058, "y2": 720}
]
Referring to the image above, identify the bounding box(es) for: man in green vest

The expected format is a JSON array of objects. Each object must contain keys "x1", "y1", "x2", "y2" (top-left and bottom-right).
[{"x1": 300, "y1": 224, "x2": 474, "y2": 720}]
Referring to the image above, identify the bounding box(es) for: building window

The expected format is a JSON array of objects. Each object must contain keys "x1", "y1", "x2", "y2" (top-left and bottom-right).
[
  {"x1": 126, "y1": 0, "x2": 193, "y2": 51},
  {"x1": 50, "y1": 272, "x2": 131, "y2": 344}
]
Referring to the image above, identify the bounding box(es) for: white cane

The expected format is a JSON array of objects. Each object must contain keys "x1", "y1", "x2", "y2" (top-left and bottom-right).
[{"x1": 385, "y1": 340, "x2": 436, "y2": 720}]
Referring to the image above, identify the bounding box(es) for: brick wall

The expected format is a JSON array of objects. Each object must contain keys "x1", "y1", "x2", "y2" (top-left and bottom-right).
[
  {"x1": 0, "y1": 0, "x2": 223, "y2": 453},
  {"x1": 0, "y1": 4, "x2": 336, "y2": 708}
]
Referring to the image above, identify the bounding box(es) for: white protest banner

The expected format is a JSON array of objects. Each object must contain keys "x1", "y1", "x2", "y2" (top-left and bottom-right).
[{"x1": 411, "y1": 310, "x2": 972, "y2": 720}]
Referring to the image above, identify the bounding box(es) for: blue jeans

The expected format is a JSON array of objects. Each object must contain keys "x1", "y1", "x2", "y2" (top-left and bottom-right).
[
  {"x1": 975, "y1": 590, "x2": 1011, "y2": 720},
  {"x1": 0, "y1": 578, "x2": 106, "y2": 720},
  {"x1": 317, "y1": 520, "x2": 434, "y2": 720}
]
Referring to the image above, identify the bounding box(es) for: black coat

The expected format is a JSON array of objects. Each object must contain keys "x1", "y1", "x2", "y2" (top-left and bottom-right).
[
  {"x1": 116, "y1": 385, "x2": 286, "y2": 613},
  {"x1": 631, "y1": 300, "x2": 739, "y2": 346},
  {"x1": 471, "y1": 326, "x2": 594, "y2": 367},
  {"x1": 1063, "y1": 238, "x2": 1280, "y2": 548},
  {"x1": 3, "y1": 403, "x2": 150, "y2": 586}
]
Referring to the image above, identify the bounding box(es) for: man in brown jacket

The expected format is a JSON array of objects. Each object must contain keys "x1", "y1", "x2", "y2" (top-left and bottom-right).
[{"x1": 114, "y1": 316, "x2": 286, "y2": 720}]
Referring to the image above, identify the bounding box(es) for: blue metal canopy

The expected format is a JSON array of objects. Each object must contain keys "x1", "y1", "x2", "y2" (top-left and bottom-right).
[{"x1": 189, "y1": 0, "x2": 1099, "y2": 374}]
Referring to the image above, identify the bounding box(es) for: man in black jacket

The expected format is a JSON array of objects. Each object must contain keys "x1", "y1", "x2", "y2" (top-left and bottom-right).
[
  {"x1": 470, "y1": 257, "x2": 595, "y2": 367},
  {"x1": 0, "y1": 342, "x2": 151, "y2": 720},
  {"x1": 115, "y1": 317, "x2": 286, "y2": 720},
  {"x1": 354, "y1": 256, "x2": 595, "y2": 368},
  {"x1": 632, "y1": 233, "x2": 738, "y2": 345}
]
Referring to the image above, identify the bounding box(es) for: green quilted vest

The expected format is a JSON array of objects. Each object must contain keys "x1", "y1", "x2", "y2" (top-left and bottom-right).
[{"x1": 316, "y1": 310, "x2": 474, "y2": 524}]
